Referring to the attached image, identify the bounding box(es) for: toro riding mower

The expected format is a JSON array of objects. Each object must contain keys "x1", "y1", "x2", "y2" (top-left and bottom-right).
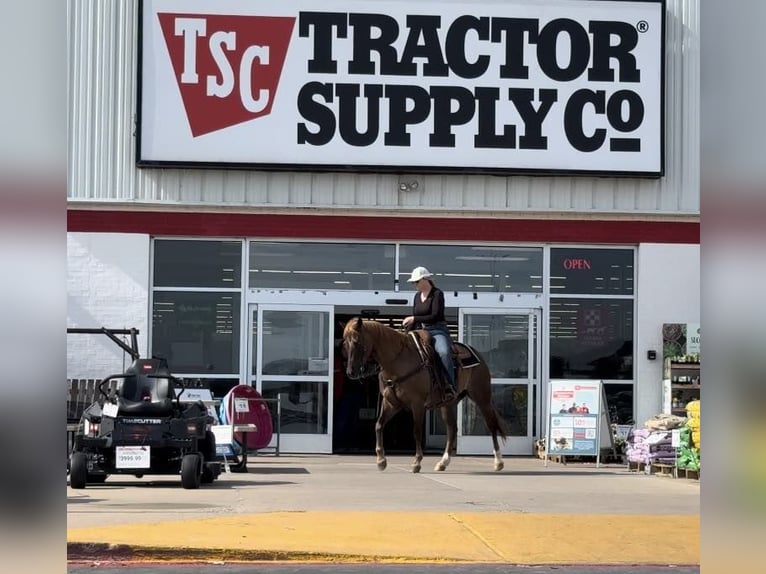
[{"x1": 69, "y1": 356, "x2": 221, "y2": 489}]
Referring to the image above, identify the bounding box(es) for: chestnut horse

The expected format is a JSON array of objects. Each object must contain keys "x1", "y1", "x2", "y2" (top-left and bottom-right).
[{"x1": 342, "y1": 317, "x2": 507, "y2": 473}]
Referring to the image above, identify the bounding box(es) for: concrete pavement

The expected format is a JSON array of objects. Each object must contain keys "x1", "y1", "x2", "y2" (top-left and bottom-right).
[{"x1": 67, "y1": 455, "x2": 700, "y2": 565}]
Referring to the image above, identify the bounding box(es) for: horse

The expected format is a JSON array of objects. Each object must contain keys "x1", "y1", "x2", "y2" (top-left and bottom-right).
[{"x1": 342, "y1": 317, "x2": 507, "y2": 473}]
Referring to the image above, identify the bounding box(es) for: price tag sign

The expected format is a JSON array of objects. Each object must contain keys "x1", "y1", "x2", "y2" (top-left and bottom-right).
[
  {"x1": 115, "y1": 446, "x2": 151, "y2": 469},
  {"x1": 102, "y1": 402, "x2": 118, "y2": 418}
]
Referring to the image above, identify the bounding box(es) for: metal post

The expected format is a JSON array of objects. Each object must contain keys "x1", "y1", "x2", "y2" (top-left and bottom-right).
[{"x1": 276, "y1": 392, "x2": 281, "y2": 456}]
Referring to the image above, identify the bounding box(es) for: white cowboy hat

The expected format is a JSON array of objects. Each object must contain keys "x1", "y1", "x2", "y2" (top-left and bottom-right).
[{"x1": 407, "y1": 266, "x2": 433, "y2": 283}]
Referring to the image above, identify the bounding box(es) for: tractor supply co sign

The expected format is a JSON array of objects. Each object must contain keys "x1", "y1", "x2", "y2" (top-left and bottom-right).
[{"x1": 138, "y1": 0, "x2": 665, "y2": 175}]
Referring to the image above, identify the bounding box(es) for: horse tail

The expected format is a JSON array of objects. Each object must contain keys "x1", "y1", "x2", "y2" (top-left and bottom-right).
[{"x1": 486, "y1": 405, "x2": 508, "y2": 442}]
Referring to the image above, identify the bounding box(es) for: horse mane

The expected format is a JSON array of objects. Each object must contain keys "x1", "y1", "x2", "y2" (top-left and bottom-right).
[
  {"x1": 344, "y1": 318, "x2": 410, "y2": 349},
  {"x1": 361, "y1": 319, "x2": 408, "y2": 347}
]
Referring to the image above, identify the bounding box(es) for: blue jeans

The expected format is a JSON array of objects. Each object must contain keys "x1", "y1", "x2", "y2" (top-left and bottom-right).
[{"x1": 425, "y1": 325, "x2": 455, "y2": 389}]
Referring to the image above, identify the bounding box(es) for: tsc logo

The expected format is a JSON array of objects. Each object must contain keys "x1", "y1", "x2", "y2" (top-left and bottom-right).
[{"x1": 158, "y1": 14, "x2": 295, "y2": 137}]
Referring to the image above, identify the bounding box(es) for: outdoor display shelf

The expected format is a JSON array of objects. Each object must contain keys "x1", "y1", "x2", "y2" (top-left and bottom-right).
[{"x1": 625, "y1": 323, "x2": 700, "y2": 479}]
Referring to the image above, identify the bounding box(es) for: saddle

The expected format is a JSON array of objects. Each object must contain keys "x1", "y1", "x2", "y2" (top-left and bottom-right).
[{"x1": 408, "y1": 330, "x2": 480, "y2": 408}]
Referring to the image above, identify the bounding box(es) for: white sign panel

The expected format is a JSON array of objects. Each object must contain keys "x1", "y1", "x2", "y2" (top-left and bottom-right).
[
  {"x1": 115, "y1": 446, "x2": 151, "y2": 469},
  {"x1": 138, "y1": 0, "x2": 665, "y2": 175},
  {"x1": 546, "y1": 380, "x2": 603, "y2": 456},
  {"x1": 686, "y1": 323, "x2": 701, "y2": 355}
]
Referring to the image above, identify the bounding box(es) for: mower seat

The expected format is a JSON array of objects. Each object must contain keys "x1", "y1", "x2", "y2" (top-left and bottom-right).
[{"x1": 117, "y1": 375, "x2": 176, "y2": 416}]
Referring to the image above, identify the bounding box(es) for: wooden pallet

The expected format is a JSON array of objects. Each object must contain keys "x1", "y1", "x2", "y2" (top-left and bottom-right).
[
  {"x1": 627, "y1": 461, "x2": 650, "y2": 474},
  {"x1": 651, "y1": 463, "x2": 677, "y2": 477},
  {"x1": 67, "y1": 378, "x2": 120, "y2": 421},
  {"x1": 676, "y1": 467, "x2": 700, "y2": 480}
]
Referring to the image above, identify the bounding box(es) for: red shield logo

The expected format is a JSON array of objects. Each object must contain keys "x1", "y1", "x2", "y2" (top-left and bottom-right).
[{"x1": 158, "y1": 13, "x2": 295, "y2": 137}]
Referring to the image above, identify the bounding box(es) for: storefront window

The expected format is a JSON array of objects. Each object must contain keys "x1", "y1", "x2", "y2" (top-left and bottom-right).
[
  {"x1": 549, "y1": 298, "x2": 634, "y2": 380},
  {"x1": 152, "y1": 291, "x2": 241, "y2": 374},
  {"x1": 154, "y1": 240, "x2": 242, "y2": 288},
  {"x1": 261, "y1": 381, "x2": 328, "y2": 434},
  {"x1": 249, "y1": 242, "x2": 394, "y2": 290},
  {"x1": 260, "y1": 310, "x2": 330, "y2": 376},
  {"x1": 462, "y1": 314, "x2": 531, "y2": 379},
  {"x1": 604, "y1": 383, "x2": 634, "y2": 425},
  {"x1": 180, "y1": 377, "x2": 240, "y2": 401},
  {"x1": 463, "y1": 384, "x2": 528, "y2": 436},
  {"x1": 550, "y1": 248, "x2": 634, "y2": 295},
  {"x1": 400, "y1": 245, "x2": 543, "y2": 292}
]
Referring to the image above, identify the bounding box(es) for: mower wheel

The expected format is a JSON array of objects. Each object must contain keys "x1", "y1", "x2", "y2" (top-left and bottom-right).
[
  {"x1": 201, "y1": 464, "x2": 216, "y2": 484},
  {"x1": 69, "y1": 453, "x2": 88, "y2": 489},
  {"x1": 181, "y1": 454, "x2": 201, "y2": 489}
]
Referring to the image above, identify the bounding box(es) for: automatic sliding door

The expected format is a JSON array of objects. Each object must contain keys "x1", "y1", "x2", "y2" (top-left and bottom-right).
[
  {"x1": 458, "y1": 310, "x2": 541, "y2": 455},
  {"x1": 249, "y1": 304, "x2": 334, "y2": 453}
]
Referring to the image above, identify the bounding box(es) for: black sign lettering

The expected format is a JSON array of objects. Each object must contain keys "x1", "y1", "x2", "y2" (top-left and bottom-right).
[
  {"x1": 293, "y1": 10, "x2": 652, "y2": 157},
  {"x1": 384, "y1": 85, "x2": 432, "y2": 146},
  {"x1": 492, "y1": 18, "x2": 539, "y2": 79},
  {"x1": 337, "y1": 83, "x2": 383, "y2": 146},
  {"x1": 509, "y1": 88, "x2": 558, "y2": 150},
  {"x1": 429, "y1": 86, "x2": 476, "y2": 147},
  {"x1": 297, "y1": 82, "x2": 335, "y2": 145},
  {"x1": 474, "y1": 87, "x2": 516, "y2": 149},
  {"x1": 607, "y1": 90, "x2": 644, "y2": 152},
  {"x1": 588, "y1": 21, "x2": 640, "y2": 82},
  {"x1": 401, "y1": 15, "x2": 449, "y2": 76},
  {"x1": 383, "y1": 85, "x2": 431, "y2": 147},
  {"x1": 565, "y1": 89, "x2": 606, "y2": 152},
  {"x1": 348, "y1": 14, "x2": 405, "y2": 75},
  {"x1": 446, "y1": 16, "x2": 491, "y2": 79},
  {"x1": 537, "y1": 19, "x2": 591, "y2": 81},
  {"x1": 299, "y1": 12, "x2": 347, "y2": 74}
]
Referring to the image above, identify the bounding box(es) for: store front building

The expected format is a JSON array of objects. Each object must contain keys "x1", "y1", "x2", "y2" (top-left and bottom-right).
[
  {"x1": 67, "y1": 0, "x2": 700, "y2": 456},
  {"x1": 70, "y1": 226, "x2": 693, "y2": 456}
]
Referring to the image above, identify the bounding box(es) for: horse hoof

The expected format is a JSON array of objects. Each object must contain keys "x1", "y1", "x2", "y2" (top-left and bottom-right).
[
  {"x1": 377, "y1": 460, "x2": 387, "y2": 471},
  {"x1": 494, "y1": 462, "x2": 504, "y2": 472},
  {"x1": 411, "y1": 465, "x2": 421, "y2": 474},
  {"x1": 435, "y1": 463, "x2": 446, "y2": 472}
]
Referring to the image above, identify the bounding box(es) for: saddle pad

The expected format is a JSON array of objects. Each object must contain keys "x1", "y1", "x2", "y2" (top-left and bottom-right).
[{"x1": 453, "y1": 342, "x2": 481, "y2": 368}]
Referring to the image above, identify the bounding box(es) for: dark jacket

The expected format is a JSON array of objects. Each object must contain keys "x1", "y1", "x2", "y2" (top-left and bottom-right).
[{"x1": 412, "y1": 285, "x2": 447, "y2": 328}]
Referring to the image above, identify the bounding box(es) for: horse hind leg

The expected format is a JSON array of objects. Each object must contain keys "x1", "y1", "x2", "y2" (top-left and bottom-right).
[
  {"x1": 410, "y1": 402, "x2": 425, "y2": 473},
  {"x1": 435, "y1": 403, "x2": 457, "y2": 472},
  {"x1": 475, "y1": 398, "x2": 506, "y2": 472}
]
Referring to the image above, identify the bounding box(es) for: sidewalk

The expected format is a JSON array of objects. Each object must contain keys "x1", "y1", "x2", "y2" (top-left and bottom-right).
[{"x1": 67, "y1": 455, "x2": 700, "y2": 565}]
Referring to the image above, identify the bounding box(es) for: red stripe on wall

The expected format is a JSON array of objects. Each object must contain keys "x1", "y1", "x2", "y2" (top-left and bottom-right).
[{"x1": 67, "y1": 210, "x2": 700, "y2": 244}]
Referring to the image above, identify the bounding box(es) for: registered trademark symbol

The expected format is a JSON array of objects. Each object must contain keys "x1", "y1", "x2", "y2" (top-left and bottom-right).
[{"x1": 636, "y1": 20, "x2": 649, "y2": 33}]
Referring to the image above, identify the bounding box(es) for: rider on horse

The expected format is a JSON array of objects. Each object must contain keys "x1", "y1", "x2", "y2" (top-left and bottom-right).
[{"x1": 402, "y1": 266, "x2": 457, "y2": 405}]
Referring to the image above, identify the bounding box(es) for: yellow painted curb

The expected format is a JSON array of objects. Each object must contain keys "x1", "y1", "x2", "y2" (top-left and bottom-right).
[{"x1": 68, "y1": 512, "x2": 700, "y2": 565}]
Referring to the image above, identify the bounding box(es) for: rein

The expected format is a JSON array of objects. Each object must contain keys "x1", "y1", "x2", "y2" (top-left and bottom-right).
[{"x1": 378, "y1": 330, "x2": 430, "y2": 388}]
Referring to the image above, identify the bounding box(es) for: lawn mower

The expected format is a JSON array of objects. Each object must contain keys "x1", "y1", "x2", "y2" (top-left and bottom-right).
[{"x1": 68, "y1": 355, "x2": 221, "y2": 489}]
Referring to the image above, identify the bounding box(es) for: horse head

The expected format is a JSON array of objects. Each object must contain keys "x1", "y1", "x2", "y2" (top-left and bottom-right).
[{"x1": 342, "y1": 317, "x2": 377, "y2": 379}]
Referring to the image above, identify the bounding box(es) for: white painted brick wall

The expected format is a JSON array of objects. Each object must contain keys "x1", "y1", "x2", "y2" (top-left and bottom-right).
[
  {"x1": 635, "y1": 243, "x2": 700, "y2": 426},
  {"x1": 67, "y1": 233, "x2": 150, "y2": 378}
]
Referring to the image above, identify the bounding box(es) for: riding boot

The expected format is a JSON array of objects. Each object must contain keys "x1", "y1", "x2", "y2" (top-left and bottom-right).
[
  {"x1": 425, "y1": 381, "x2": 457, "y2": 409},
  {"x1": 442, "y1": 381, "x2": 456, "y2": 404}
]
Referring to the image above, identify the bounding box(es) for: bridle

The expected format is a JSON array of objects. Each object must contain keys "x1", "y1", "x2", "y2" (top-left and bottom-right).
[{"x1": 346, "y1": 327, "x2": 380, "y2": 380}]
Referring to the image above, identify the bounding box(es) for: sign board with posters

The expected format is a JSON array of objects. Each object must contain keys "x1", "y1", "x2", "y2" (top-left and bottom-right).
[
  {"x1": 662, "y1": 323, "x2": 701, "y2": 360},
  {"x1": 545, "y1": 380, "x2": 613, "y2": 466},
  {"x1": 138, "y1": 0, "x2": 665, "y2": 176}
]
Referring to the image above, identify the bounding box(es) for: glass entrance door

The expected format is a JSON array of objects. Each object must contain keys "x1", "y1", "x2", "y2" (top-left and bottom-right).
[
  {"x1": 457, "y1": 309, "x2": 541, "y2": 455},
  {"x1": 248, "y1": 304, "x2": 334, "y2": 453}
]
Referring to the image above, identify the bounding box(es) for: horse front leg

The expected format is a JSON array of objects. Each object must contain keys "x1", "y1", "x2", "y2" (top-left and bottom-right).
[
  {"x1": 435, "y1": 403, "x2": 457, "y2": 472},
  {"x1": 411, "y1": 402, "x2": 425, "y2": 473},
  {"x1": 375, "y1": 395, "x2": 399, "y2": 471}
]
